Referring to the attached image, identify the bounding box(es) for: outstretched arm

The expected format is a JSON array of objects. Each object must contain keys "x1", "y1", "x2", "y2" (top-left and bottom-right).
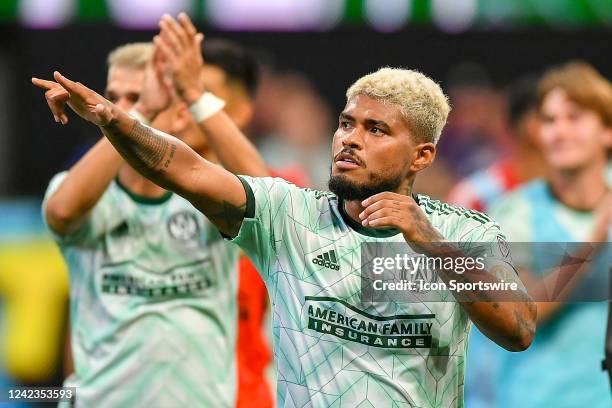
[
  {"x1": 33, "y1": 72, "x2": 247, "y2": 237},
  {"x1": 36, "y1": 48, "x2": 171, "y2": 237}
]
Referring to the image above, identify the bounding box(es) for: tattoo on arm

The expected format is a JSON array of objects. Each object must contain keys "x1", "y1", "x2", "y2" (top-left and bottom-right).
[
  {"x1": 103, "y1": 120, "x2": 177, "y2": 176},
  {"x1": 208, "y1": 200, "x2": 246, "y2": 235},
  {"x1": 130, "y1": 121, "x2": 168, "y2": 169}
]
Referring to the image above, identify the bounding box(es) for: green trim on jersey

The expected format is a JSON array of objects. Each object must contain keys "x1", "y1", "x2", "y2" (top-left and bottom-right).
[
  {"x1": 237, "y1": 175, "x2": 256, "y2": 218},
  {"x1": 115, "y1": 176, "x2": 173, "y2": 205},
  {"x1": 338, "y1": 197, "x2": 402, "y2": 238},
  {"x1": 417, "y1": 194, "x2": 493, "y2": 224}
]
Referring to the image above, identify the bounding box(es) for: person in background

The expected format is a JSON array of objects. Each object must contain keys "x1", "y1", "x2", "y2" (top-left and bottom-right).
[
  {"x1": 36, "y1": 15, "x2": 267, "y2": 405},
  {"x1": 199, "y1": 38, "x2": 288, "y2": 408},
  {"x1": 447, "y1": 75, "x2": 547, "y2": 212},
  {"x1": 483, "y1": 61, "x2": 612, "y2": 407}
]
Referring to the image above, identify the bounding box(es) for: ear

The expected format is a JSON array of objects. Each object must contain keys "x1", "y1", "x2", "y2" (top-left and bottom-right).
[{"x1": 410, "y1": 143, "x2": 436, "y2": 172}]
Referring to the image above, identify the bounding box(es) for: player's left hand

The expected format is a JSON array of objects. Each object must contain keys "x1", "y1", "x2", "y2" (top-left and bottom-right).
[
  {"x1": 32, "y1": 72, "x2": 115, "y2": 126},
  {"x1": 359, "y1": 192, "x2": 444, "y2": 244}
]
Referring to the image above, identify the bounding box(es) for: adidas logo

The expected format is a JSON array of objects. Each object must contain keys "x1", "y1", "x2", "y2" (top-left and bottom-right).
[{"x1": 312, "y1": 250, "x2": 340, "y2": 270}]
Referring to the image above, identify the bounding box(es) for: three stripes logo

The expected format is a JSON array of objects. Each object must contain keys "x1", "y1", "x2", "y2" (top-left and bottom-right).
[{"x1": 312, "y1": 250, "x2": 340, "y2": 270}]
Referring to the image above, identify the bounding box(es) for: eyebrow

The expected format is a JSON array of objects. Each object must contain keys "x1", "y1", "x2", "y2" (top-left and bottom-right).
[{"x1": 364, "y1": 118, "x2": 391, "y2": 131}]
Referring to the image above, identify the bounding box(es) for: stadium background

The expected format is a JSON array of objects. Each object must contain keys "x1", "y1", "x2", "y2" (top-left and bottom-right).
[{"x1": 0, "y1": 0, "x2": 610, "y2": 405}]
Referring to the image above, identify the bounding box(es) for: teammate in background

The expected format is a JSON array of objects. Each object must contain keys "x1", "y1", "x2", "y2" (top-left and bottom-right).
[
  {"x1": 447, "y1": 75, "x2": 547, "y2": 212},
  {"x1": 488, "y1": 61, "x2": 612, "y2": 407},
  {"x1": 199, "y1": 38, "x2": 277, "y2": 408},
  {"x1": 36, "y1": 37, "x2": 266, "y2": 407},
  {"x1": 33, "y1": 13, "x2": 535, "y2": 407},
  {"x1": 456, "y1": 76, "x2": 547, "y2": 407}
]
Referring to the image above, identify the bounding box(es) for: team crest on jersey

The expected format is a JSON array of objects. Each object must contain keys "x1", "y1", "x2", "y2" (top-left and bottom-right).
[{"x1": 167, "y1": 211, "x2": 199, "y2": 240}]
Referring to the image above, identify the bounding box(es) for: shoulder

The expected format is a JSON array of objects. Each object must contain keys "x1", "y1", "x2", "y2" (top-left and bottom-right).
[
  {"x1": 239, "y1": 175, "x2": 334, "y2": 204},
  {"x1": 415, "y1": 194, "x2": 500, "y2": 242}
]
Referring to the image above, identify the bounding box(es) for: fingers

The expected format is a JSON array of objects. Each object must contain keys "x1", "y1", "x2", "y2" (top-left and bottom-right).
[
  {"x1": 360, "y1": 206, "x2": 404, "y2": 227},
  {"x1": 361, "y1": 191, "x2": 412, "y2": 207},
  {"x1": 359, "y1": 199, "x2": 406, "y2": 221},
  {"x1": 160, "y1": 14, "x2": 187, "y2": 50},
  {"x1": 53, "y1": 71, "x2": 86, "y2": 98},
  {"x1": 32, "y1": 77, "x2": 59, "y2": 91},
  {"x1": 46, "y1": 87, "x2": 70, "y2": 124},
  {"x1": 154, "y1": 35, "x2": 175, "y2": 60},
  {"x1": 364, "y1": 215, "x2": 404, "y2": 229},
  {"x1": 178, "y1": 12, "x2": 197, "y2": 37}
]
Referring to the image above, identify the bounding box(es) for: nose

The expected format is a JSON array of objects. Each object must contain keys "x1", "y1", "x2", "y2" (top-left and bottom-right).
[{"x1": 341, "y1": 127, "x2": 365, "y2": 150}]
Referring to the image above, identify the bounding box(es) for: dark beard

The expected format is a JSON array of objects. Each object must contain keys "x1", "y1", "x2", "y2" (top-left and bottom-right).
[{"x1": 328, "y1": 172, "x2": 404, "y2": 201}]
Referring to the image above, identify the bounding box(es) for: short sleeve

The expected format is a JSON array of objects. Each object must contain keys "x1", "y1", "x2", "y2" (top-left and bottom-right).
[
  {"x1": 228, "y1": 176, "x2": 297, "y2": 281},
  {"x1": 42, "y1": 171, "x2": 108, "y2": 246}
]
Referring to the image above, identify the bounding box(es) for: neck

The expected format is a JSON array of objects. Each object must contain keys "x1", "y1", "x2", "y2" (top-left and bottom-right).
[
  {"x1": 549, "y1": 160, "x2": 608, "y2": 211},
  {"x1": 118, "y1": 165, "x2": 168, "y2": 198}
]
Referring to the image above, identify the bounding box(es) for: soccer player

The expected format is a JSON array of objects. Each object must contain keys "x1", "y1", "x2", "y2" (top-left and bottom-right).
[
  {"x1": 36, "y1": 37, "x2": 266, "y2": 407},
  {"x1": 33, "y1": 14, "x2": 535, "y2": 407},
  {"x1": 488, "y1": 61, "x2": 612, "y2": 407}
]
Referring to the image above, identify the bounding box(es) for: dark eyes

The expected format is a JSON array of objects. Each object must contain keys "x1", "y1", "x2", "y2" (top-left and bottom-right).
[
  {"x1": 370, "y1": 127, "x2": 383, "y2": 135},
  {"x1": 105, "y1": 93, "x2": 140, "y2": 104},
  {"x1": 340, "y1": 121, "x2": 352, "y2": 129}
]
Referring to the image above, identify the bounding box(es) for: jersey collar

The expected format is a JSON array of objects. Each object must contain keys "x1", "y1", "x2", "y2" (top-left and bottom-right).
[{"x1": 337, "y1": 197, "x2": 403, "y2": 238}]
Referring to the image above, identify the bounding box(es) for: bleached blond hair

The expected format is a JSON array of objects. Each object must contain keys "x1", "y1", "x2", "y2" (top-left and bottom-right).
[
  {"x1": 346, "y1": 67, "x2": 451, "y2": 144},
  {"x1": 107, "y1": 42, "x2": 153, "y2": 69}
]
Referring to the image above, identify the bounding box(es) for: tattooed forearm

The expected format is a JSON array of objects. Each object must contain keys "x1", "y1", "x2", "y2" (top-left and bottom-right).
[
  {"x1": 130, "y1": 121, "x2": 169, "y2": 169},
  {"x1": 102, "y1": 120, "x2": 177, "y2": 177}
]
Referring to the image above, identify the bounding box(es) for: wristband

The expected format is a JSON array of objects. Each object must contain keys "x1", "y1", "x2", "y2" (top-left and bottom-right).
[
  {"x1": 188, "y1": 92, "x2": 226, "y2": 123},
  {"x1": 128, "y1": 108, "x2": 151, "y2": 126}
]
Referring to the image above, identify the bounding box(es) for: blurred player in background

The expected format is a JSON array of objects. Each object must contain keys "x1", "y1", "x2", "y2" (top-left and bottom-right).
[
  {"x1": 448, "y1": 75, "x2": 547, "y2": 212},
  {"x1": 485, "y1": 61, "x2": 612, "y2": 407},
  {"x1": 37, "y1": 28, "x2": 267, "y2": 407}
]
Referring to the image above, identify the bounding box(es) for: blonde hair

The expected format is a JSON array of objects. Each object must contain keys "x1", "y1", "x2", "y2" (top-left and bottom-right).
[
  {"x1": 346, "y1": 67, "x2": 450, "y2": 144},
  {"x1": 107, "y1": 42, "x2": 153, "y2": 69}
]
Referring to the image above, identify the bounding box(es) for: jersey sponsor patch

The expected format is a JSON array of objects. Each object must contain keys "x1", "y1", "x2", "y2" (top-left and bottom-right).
[{"x1": 304, "y1": 296, "x2": 435, "y2": 349}]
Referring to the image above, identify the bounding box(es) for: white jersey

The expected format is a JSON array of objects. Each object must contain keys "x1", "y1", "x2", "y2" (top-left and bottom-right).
[
  {"x1": 44, "y1": 172, "x2": 239, "y2": 408},
  {"x1": 231, "y1": 176, "x2": 518, "y2": 408}
]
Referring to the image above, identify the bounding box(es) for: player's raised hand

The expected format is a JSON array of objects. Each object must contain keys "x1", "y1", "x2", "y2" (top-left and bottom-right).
[
  {"x1": 32, "y1": 71, "x2": 115, "y2": 126},
  {"x1": 133, "y1": 46, "x2": 175, "y2": 121},
  {"x1": 359, "y1": 192, "x2": 445, "y2": 245},
  {"x1": 155, "y1": 12, "x2": 205, "y2": 104}
]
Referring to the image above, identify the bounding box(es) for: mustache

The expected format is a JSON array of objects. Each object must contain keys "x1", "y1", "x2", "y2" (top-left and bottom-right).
[{"x1": 334, "y1": 148, "x2": 365, "y2": 167}]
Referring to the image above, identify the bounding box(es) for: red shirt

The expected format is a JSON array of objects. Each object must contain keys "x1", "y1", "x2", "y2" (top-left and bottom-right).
[{"x1": 236, "y1": 167, "x2": 309, "y2": 408}]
